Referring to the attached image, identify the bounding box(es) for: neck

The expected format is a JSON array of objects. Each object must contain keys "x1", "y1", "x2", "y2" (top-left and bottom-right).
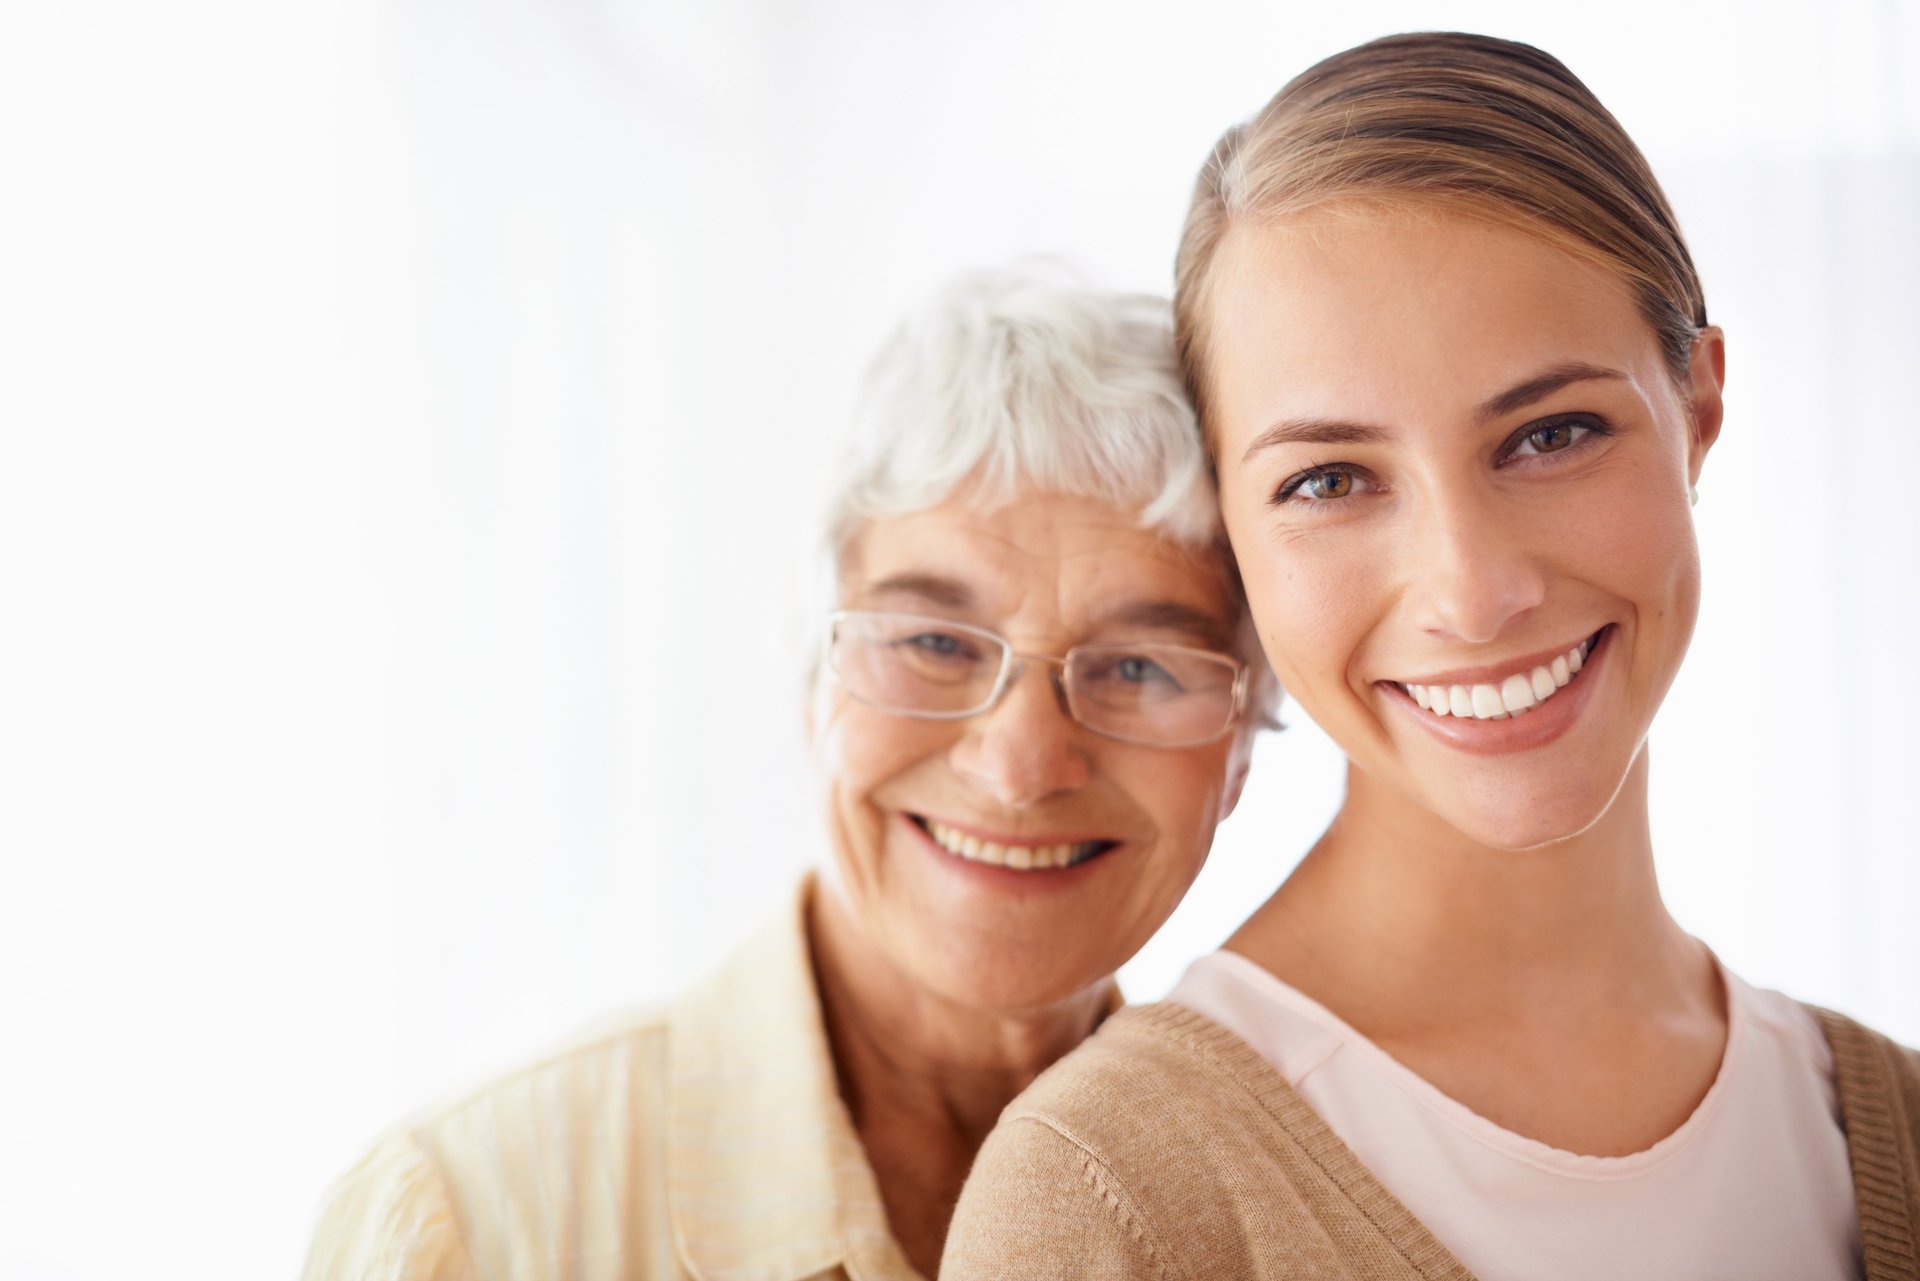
[
  {"x1": 1233, "y1": 747, "x2": 1704, "y2": 1035},
  {"x1": 807, "y1": 883, "x2": 1111, "y2": 1274}
]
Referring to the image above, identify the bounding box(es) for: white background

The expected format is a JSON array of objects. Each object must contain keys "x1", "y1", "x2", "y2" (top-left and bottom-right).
[{"x1": 3, "y1": 2, "x2": 1916, "y2": 1278}]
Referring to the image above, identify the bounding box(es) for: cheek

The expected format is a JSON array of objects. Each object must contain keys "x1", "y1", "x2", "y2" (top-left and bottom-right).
[
  {"x1": 815, "y1": 700, "x2": 943, "y2": 822},
  {"x1": 1111, "y1": 746, "x2": 1233, "y2": 869},
  {"x1": 1233, "y1": 527, "x2": 1384, "y2": 692},
  {"x1": 1560, "y1": 466, "x2": 1702, "y2": 621}
]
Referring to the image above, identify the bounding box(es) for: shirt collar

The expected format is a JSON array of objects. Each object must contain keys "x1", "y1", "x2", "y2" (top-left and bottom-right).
[{"x1": 666, "y1": 875, "x2": 922, "y2": 1281}]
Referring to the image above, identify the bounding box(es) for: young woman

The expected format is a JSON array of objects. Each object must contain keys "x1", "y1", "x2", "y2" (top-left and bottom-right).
[{"x1": 946, "y1": 34, "x2": 1919, "y2": 1280}]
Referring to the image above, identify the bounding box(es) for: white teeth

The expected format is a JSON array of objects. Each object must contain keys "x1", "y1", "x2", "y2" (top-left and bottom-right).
[
  {"x1": 1400, "y1": 634, "x2": 1600, "y2": 723},
  {"x1": 1470, "y1": 685, "x2": 1503, "y2": 719},
  {"x1": 922, "y1": 821, "x2": 1099, "y2": 871},
  {"x1": 1500, "y1": 673, "x2": 1536, "y2": 714}
]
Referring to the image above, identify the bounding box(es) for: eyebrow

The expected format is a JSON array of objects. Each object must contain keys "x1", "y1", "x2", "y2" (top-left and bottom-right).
[
  {"x1": 859, "y1": 575, "x2": 1231, "y2": 648},
  {"x1": 1239, "y1": 417, "x2": 1388, "y2": 464},
  {"x1": 861, "y1": 572, "x2": 975, "y2": 609},
  {"x1": 1239, "y1": 361, "x2": 1631, "y2": 464},
  {"x1": 1097, "y1": 600, "x2": 1234, "y2": 649},
  {"x1": 1474, "y1": 362, "x2": 1627, "y2": 423}
]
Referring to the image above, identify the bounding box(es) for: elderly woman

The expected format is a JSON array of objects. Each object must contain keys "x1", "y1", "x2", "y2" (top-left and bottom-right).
[{"x1": 302, "y1": 266, "x2": 1270, "y2": 1280}]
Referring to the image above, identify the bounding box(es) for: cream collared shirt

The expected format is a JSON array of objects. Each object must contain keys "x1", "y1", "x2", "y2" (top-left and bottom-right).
[{"x1": 303, "y1": 879, "x2": 923, "y2": 1281}]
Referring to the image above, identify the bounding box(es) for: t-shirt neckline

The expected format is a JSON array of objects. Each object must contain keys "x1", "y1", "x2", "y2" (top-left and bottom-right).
[{"x1": 1188, "y1": 947, "x2": 1742, "y2": 1182}]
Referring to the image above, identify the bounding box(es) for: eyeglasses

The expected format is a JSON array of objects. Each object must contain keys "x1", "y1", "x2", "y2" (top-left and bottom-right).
[{"x1": 825, "y1": 609, "x2": 1248, "y2": 747}]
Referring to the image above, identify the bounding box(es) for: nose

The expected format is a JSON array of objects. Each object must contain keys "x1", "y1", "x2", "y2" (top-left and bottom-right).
[
  {"x1": 1408, "y1": 485, "x2": 1547, "y2": 644},
  {"x1": 949, "y1": 661, "x2": 1091, "y2": 808}
]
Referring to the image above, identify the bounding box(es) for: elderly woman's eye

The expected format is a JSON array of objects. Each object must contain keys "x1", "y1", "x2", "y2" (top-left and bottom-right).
[
  {"x1": 1114, "y1": 655, "x2": 1177, "y2": 686},
  {"x1": 904, "y1": 631, "x2": 972, "y2": 659}
]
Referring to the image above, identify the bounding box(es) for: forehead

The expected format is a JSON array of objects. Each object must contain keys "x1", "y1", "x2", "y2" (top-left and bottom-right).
[
  {"x1": 839, "y1": 491, "x2": 1234, "y2": 639},
  {"x1": 1207, "y1": 207, "x2": 1663, "y2": 439}
]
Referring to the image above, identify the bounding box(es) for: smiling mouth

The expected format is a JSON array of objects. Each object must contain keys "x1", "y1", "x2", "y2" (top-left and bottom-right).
[
  {"x1": 1395, "y1": 629, "x2": 1606, "y2": 721},
  {"x1": 909, "y1": 816, "x2": 1118, "y2": 871}
]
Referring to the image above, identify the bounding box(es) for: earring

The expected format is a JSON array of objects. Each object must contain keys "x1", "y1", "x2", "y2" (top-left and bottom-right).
[{"x1": 1688, "y1": 484, "x2": 1699, "y2": 508}]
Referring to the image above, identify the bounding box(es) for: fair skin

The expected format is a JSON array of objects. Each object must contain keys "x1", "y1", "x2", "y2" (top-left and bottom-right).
[
  {"x1": 1206, "y1": 204, "x2": 1728, "y2": 1156},
  {"x1": 808, "y1": 489, "x2": 1251, "y2": 1274}
]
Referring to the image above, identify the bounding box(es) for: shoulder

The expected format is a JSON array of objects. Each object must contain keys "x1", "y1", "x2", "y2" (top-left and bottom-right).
[
  {"x1": 1803, "y1": 1001, "x2": 1920, "y2": 1108},
  {"x1": 1006, "y1": 1001, "x2": 1323, "y2": 1159},
  {"x1": 303, "y1": 1128, "x2": 475, "y2": 1281},
  {"x1": 304, "y1": 1007, "x2": 675, "y2": 1281},
  {"x1": 304, "y1": 881, "x2": 829, "y2": 1281},
  {"x1": 1802, "y1": 1003, "x2": 1920, "y2": 1271},
  {"x1": 944, "y1": 1105, "x2": 1188, "y2": 1281},
  {"x1": 427, "y1": 1004, "x2": 675, "y2": 1167},
  {"x1": 945, "y1": 1003, "x2": 1322, "y2": 1280},
  {"x1": 1017, "y1": 1002, "x2": 1249, "y2": 1109}
]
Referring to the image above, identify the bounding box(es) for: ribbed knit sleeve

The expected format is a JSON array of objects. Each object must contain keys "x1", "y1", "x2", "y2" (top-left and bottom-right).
[
  {"x1": 1817, "y1": 1008, "x2": 1920, "y2": 1281},
  {"x1": 302, "y1": 1132, "x2": 477, "y2": 1281},
  {"x1": 943, "y1": 1113, "x2": 1183, "y2": 1280}
]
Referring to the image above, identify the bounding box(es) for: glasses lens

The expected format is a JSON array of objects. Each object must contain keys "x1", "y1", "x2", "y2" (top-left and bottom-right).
[
  {"x1": 1065, "y1": 644, "x2": 1240, "y2": 745},
  {"x1": 830, "y1": 612, "x2": 1006, "y2": 717}
]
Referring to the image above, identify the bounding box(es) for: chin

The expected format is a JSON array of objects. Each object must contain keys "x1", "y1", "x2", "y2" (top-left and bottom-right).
[
  {"x1": 1431, "y1": 770, "x2": 1630, "y2": 853},
  {"x1": 1457, "y1": 811, "x2": 1605, "y2": 853},
  {"x1": 918, "y1": 941, "x2": 1107, "y2": 1016}
]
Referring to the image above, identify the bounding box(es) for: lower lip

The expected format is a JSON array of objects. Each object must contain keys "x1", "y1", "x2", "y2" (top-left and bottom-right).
[
  {"x1": 1384, "y1": 627, "x2": 1612, "y2": 757},
  {"x1": 903, "y1": 815, "x2": 1121, "y2": 889}
]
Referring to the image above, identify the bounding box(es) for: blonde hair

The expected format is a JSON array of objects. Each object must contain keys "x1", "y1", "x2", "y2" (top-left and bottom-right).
[{"x1": 1175, "y1": 32, "x2": 1707, "y2": 439}]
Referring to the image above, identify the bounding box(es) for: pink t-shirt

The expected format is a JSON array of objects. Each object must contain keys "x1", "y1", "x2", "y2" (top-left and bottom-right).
[{"x1": 1171, "y1": 950, "x2": 1861, "y2": 1280}]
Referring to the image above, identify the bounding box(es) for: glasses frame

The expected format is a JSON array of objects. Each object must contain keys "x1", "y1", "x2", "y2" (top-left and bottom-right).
[{"x1": 825, "y1": 608, "x2": 1250, "y2": 748}]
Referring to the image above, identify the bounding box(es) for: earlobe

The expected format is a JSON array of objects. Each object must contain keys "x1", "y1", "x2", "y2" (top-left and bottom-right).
[
  {"x1": 1687, "y1": 326, "x2": 1727, "y2": 481},
  {"x1": 1218, "y1": 734, "x2": 1254, "y2": 821}
]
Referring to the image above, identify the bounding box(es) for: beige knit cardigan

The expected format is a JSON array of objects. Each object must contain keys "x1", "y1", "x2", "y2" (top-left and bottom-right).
[{"x1": 943, "y1": 1002, "x2": 1920, "y2": 1280}]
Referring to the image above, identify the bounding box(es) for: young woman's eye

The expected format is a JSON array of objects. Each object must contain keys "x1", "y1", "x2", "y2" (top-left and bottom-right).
[
  {"x1": 1273, "y1": 464, "x2": 1368, "y2": 506},
  {"x1": 1507, "y1": 414, "x2": 1610, "y2": 460}
]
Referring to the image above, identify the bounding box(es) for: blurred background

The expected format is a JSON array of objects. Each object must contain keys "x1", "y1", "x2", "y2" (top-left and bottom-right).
[{"x1": 2, "y1": 1, "x2": 1916, "y2": 1277}]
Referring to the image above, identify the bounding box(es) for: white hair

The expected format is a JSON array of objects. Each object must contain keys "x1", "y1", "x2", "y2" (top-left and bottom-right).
[
  {"x1": 813, "y1": 262, "x2": 1280, "y2": 728},
  {"x1": 824, "y1": 263, "x2": 1220, "y2": 555}
]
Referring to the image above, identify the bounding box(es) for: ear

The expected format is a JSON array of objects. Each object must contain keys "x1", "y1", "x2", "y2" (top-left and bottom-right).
[
  {"x1": 1218, "y1": 726, "x2": 1255, "y2": 821},
  {"x1": 1686, "y1": 326, "x2": 1726, "y2": 484}
]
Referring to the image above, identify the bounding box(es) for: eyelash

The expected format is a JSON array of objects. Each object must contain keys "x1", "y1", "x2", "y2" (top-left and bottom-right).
[{"x1": 1267, "y1": 414, "x2": 1614, "y2": 510}]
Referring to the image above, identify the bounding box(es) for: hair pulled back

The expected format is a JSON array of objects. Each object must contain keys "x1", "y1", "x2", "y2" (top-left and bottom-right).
[{"x1": 1174, "y1": 32, "x2": 1707, "y2": 439}]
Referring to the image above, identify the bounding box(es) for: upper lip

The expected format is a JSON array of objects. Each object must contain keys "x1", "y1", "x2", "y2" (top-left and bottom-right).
[
  {"x1": 910, "y1": 813, "x2": 1119, "y2": 848},
  {"x1": 1385, "y1": 628, "x2": 1604, "y2": 687}
]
